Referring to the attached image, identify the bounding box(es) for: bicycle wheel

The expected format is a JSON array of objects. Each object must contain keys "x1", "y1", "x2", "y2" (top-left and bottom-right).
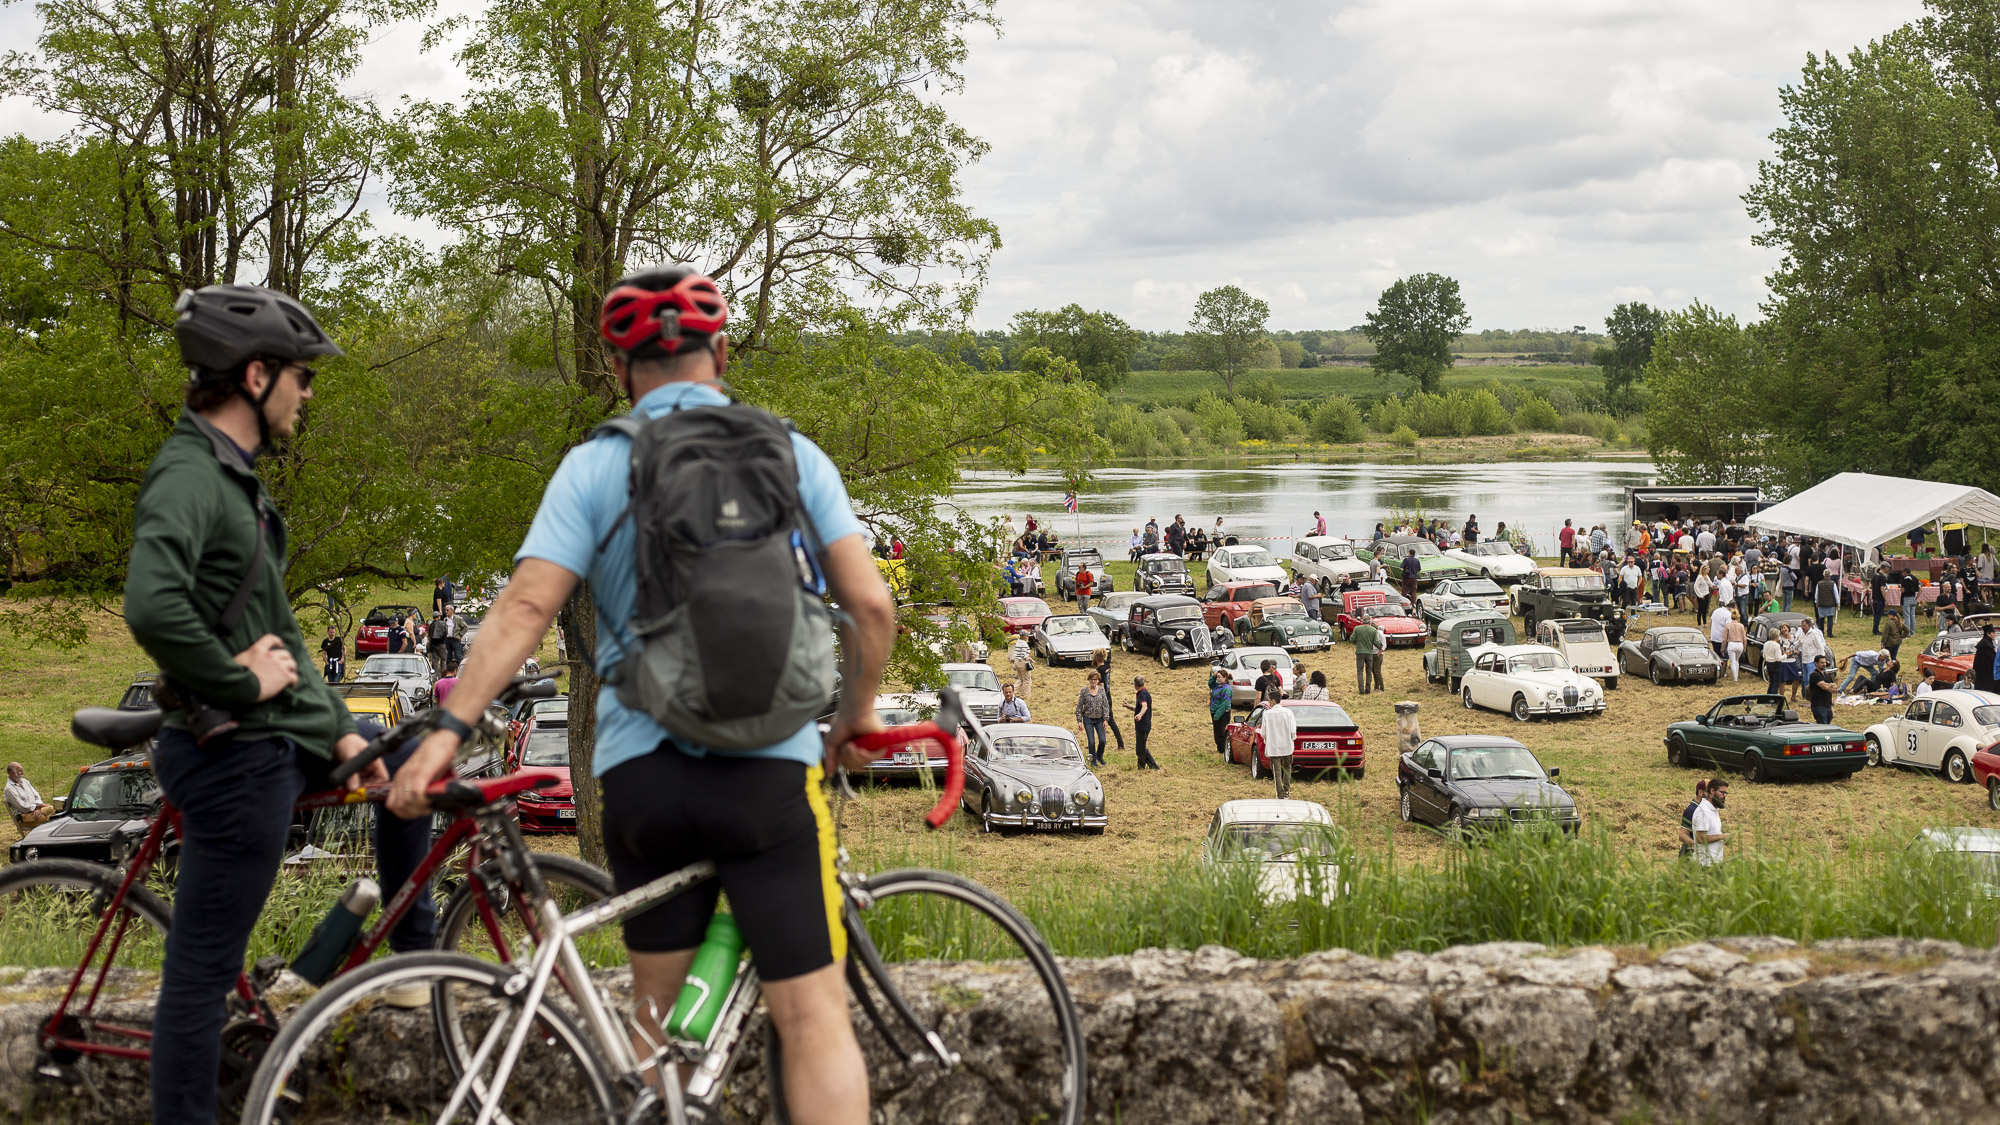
[
  {"x1": 766, "y1": 868, "x2": 1085, "y2": 1125},
  {"x1": 431, "y1": 853, "x2": 615, "y2": 1074},
  {"x1": 238, "y1": 951, "x2": 620, "y2": 1125}
]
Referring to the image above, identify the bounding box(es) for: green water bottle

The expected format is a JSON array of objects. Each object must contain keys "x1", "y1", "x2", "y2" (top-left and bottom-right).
[{"x1": 667, "y1": 913, "x2": 744, "y2": 1044}]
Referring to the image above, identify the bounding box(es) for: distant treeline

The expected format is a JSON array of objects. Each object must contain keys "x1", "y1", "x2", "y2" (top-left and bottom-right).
[{"x1": 899, "y1": 326, "x2": 1611, "y2": 372}]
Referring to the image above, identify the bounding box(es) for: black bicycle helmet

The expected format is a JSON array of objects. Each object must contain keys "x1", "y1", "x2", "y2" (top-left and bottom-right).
[{"x1": 174, "y1": 284, "x2": 344, "y2": 374}]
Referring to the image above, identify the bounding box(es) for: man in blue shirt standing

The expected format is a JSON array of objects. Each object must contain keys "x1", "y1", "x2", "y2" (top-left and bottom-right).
[{"x1": 386, "y1": 268, "x2": 897, "y2": 1125}]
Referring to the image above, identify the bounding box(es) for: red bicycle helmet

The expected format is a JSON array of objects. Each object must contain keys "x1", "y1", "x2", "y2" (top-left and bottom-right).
[{"x1": 599, "y1": 268, "x2": 728, "y2": 358}]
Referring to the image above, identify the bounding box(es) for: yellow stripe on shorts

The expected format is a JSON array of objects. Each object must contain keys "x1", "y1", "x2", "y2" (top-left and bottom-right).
[{"x1": 802, "y1": 765, "x2": 846, "y2": 963}]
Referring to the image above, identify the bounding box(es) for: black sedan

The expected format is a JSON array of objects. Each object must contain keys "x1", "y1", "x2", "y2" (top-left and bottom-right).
[
  {"x1": 1121, "y1": 595, "x2": 1215, "y2": 668},
  {"x1": 1743, "y1": 612, "x2": 1814, "y2": 674},
  {"x1": 1395, "y1": 735, "x2": 1579, "y2": 835},
  {"x1": 11, "y1": 752, "x2": 161, "y2": 866},
  {"x1": 1617, "y1": 626, "x2": 1723, "y2": 685}
]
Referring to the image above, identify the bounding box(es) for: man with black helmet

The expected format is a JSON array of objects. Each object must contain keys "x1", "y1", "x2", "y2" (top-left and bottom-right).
[{"x1": 125, "y1": 285, "x2": 420, "y2": 1125}]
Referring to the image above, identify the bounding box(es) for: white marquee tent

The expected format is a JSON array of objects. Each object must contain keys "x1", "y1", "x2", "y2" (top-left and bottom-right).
[{"x1": 1745, "y1": 473, "x2": 2000, "y2": 554}]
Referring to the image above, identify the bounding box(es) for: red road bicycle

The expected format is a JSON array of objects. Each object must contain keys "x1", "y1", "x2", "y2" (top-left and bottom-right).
[{"x1": 0, "y1": 675, "x2": 611, "y2": 1114}]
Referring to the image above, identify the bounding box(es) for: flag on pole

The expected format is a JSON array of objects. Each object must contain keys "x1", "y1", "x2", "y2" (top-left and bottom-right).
[{"x1": 1063, "y1": 489, "x2": 1078, "y2": 513}]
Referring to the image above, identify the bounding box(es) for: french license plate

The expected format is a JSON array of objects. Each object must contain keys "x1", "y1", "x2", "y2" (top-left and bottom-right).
[
  {"x1": 1811, "y1": 744, "x2": 1842, "y2": 754},
  {"x1": 1302, "y1": 741, "x2": 1339, "y2": 751},
  {"x1": 894, "y1": 750, "x2": 924, "y2": 765},
  {"x1": 558, "y1": 809, "x2": 576, "y2": 819}
]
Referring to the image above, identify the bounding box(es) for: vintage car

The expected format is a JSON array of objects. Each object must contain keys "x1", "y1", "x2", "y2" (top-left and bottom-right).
[
  {"x1": 1226, "y1": 700, "x2": 1365, "y2": 779},
  {"x1": 1200, "y1": 799, "x2": 1344, "y2": 903},
  {"x1": 332, "y1": 679, "x2": 409, "y2": 731},
  {"x1": 1442, "y1": 539, "x2": 1539, "y2": 585},
  {"x1": 1422, "y1": 611, "x2": 1519, "y2": 690},
  {"x1": 1087, "y1": 591, "x2": 1148, "y2": 642},
  {"x1": 507, "y1": 707, "x2": 575, "y2": 833},
  {"x1": 1031, "y1": 614, "x2": 1110, "y2": 667},
  {"x1": 912, "y1": 604, "x2": 989, "y2": 662},
  {"x1": 1053, "y1": 546, "x2": 1114, "y2": 597},
  {"x1": 1918, "y1": 629, "x2": 1986, "y2": 685},
  {"x1": 116, "y1": 672, "x2": 158, "y2": 711},
  {"x1": 1663, "y1": 694, "x2": 1866, "y2": 782},
  {"x1": 1289, "y1": 537, "x2": 1367, "y2": 587},
  {"x1": 1458, "y1": 644, "x2": 1605, "y2": 722},
  {"x1": 1396, "y1": 735, "x2": 1579, "y2": 835},
  {"x1": 1240, "y1": 597, "x2": 1334, "y2": 651},
  {"x1": 1740, "y1": 612, "x2": 1815, "y2": 674},
  {"x1": 9, "y1": 751, "x2": 160, "y2": 866},
  {"x1": 1135, "y1": 553, "x2": 1196, "y2": 597},
  {"x1": 998, "y1": 596, "x2": 1053, "y2": 637},
  {"x1": 1205, "y1": 544, "x2": 1288, "y2": 591},
  {"x1": 1419, "y1": 577, "x2": 1511, "y2": 620},
  {"x1": 940, "y1": 663, "x2": 1005, "y2": 723},
  {"x1": 354, "y1": 652, "x2": 435, "y2": 712},
  {"x1": 354, "y1": 603, "x2": 427, "y2": 659},
  {"x1": 1618, "y1": 626, "x2": 1722, "y2": 685},
  {"x1": 1213, "y1": 646, "x2": 1297, "y2": 707},
  {"x1": 863, "y1": 692, "x2": 952, "y2": 778},
  {"x1": 1511, "y1": 567, "x2": 1627, "y2": 641},
  {"x1": 1534, "y1": 618, "x2": 1620, "y2": 689},
  {"x1": 1202, "y1": 581, "x2": 1281, "y2": 633},
  {"x1": 1863, "y1": 689, "x2": 2000, "y2": 784},
  {"x1": 1355, "y1": 536, "x2": 1472, "y2": 588},
  {"x1": 1121, "y1": 594, "x2": 1216, "y2": 667},
  {"x1": 1352, "y1": 580, "x2": 1413, "y2": 609},
  {"x1": 1909, "y1": 827, "x2": 2000, "y2": 897},
  {"x1": 1336, "y1": 593, "x2": 1427, "y2": 648},
  {"x1": 1974, "y1": 743, "x2": 2000, "y2": 810},
  {"x1": 961, "y1": 722, "x2": 1105, "y2": 833}
]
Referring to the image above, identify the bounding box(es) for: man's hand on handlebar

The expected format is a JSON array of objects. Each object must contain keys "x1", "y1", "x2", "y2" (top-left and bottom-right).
[
  {"x1": 387, "y1": 729, "x2": 460, "y2": 818},
  {"x1": 332, "y1": 732, "x2": 389, "y2": 792},
  {"x1": 823, "y1": 709, "x2": 889, "y2": 773}
]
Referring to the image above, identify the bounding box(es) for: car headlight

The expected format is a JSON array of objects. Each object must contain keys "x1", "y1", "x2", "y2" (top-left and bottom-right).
[
  {"x1": 1476, "y1": 808, "x2": 1505, "y2": 818},
  {"x1": 23, "y1": 847, "x2": 36, "y2": 861},
  {"x1": 1071, "y1": 791, "x2": 1089, "y2": 806},
  {"x1": 1015, "y1": 788, "x2": 1033, "y2": 805},
  {"x1": 1545, "y1": 690, "x2": 1560, "y2": 700}
]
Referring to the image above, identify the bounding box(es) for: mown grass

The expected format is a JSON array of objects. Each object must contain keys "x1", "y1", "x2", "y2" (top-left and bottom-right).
[{"x1": 1108, "y1": 365, "x2": 1608, "y2": 408}]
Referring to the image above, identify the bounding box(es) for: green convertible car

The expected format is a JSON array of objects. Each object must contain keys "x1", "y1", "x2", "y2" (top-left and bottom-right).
[{"x1": 1663, "y1": 695, "x2": 1867, "y2": 782}]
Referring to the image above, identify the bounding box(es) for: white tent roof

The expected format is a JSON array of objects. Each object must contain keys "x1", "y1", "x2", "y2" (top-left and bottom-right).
[{"x1": 1744, "y1": 472, "x2": 2000, "y2": 553}]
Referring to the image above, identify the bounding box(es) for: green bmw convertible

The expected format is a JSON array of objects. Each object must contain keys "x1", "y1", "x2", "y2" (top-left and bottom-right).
[{"x1": 1663, "y1": 695, "x2": 1867, "y2": 782}]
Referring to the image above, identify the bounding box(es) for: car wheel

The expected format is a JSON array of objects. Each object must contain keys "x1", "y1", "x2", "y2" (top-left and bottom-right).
[
  {"x1": 1347, "y1": 767, "x2": 1365, "y2": 782},
  {"x1": 1158, "y1": 645, "x2": 1174, "y2": 670},
  {"x1": 1989, "y1": 778, "x2": 2000, "y2": 812},
  {"x1": 1461, "y1": 687, "x2": 1475, "y2": 710},
  {"x1": 1652, "y1": 664, "x2": 1664, "y2": 686},
  {"x1": 1450, "y1": 805, "x2": 1474, "y2": 838},
  {"x1": 1666, "y1": 736, "x2": 1688, "y2": 768},
  {"x1": 1249, "y1": 754, "x2": 1264, "y2": 780},
  {"x1": 1522, "y1": 609, "x2": 1536, "y2": 633},
  {"x1": 1124, "y1": 632, "x2": 1134, "y2": 653},
  {"x1": 1398, "y1": 786, "x2": 1414, "y2": 823},
  {"x1": 1865, "y1": 734, "x2": 1883, "y2": 768},
  {"x1": 1511, "y1": 694, "x2": 1532, "y2": 723},
  {"x1": 1945, "y1": 749, "x2": 1971, "y2": 785},
  {"x1": 1605, "y1": 676, "x2": 1618, "y2": 691},
  {"x1": 1744, "y1": 754, "x2": 1768, "y2": 783}
]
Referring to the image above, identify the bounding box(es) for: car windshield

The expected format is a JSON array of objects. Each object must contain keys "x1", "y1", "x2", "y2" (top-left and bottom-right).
[
  {"x1": 1223, "y1": 548, "x2": 1277, "y2": 568},
  {"x1": 1225, "y1": 584, "x2": 1278, "y2": 602},
  {"x1": 1214, "y1": 821, "x2": 1337, "y2": 862},
  {"x1": 1971, "y1": 705, "x2": 2000, "y2": 727},
  {"x1": 1260, "y1": 601, "x2": 1307, "y2": 619},
  {"x1": 1045, "y1": 617, "x2": 1100, "y2": 636},
  {"x1": 1158, "y1": 605, "x2": 1203, "y2": 625},
  {"x1": 1467, "y1": 542, "x2": 1516, "y2": 557},
  {"x1": 1946, "y1": 635, "x2": 1984, "y2": 655},
  {"x1": 946, "y1": 668, "x2": 1001, "y2": 692},
  {"x1": 1389, "y1": 540, "x2": 1440, "y2": 557},
  {"x1": 1319, "y1": 543, "x2": 1354, "y2": 560},
  {"x1": 1145, "y1": 559, "x2": 1186, "y2": 573},
  {"x1": 1554, "y1": 621, "x2": 1606, "y2": 640},
  {"x1": 1452, "y1": 579, "x2": 1504, "y2": 597},
  {"x1": 522, "y1": 728, "x2": 569, "y2": 768},
  {"x1": 1653, "y1": 630, "x2": 1708, "y2": 648},
  {"x1": 1067, "y1": 550, "x2": 1103, "y2": 567},
  {"x1": 67, "y1": 769, "x2": 158, "y2": 819},
  {"x1": 1101, "y1": 593, "x2": 1144, "y2": 609},
  {"x1": 1713, "y1": 697, "x2": 1783, "y2": 722},
  {"x1": 1448, "y1": 746, "x2": 1547, "y2": 781},
  {"x1": 1235, "y1": 648, "x2": 1289, "y2": 669},
  {"x1": 1546, "y1": 575, "x2": 1606, "y2": 592},
  {"x1": 1508, "y1": 652, "x2": 1567, "y2": 674},
  {"x1": 993, "y1": 735, "x2": 1082, "y2": 762},
  {"x1": 1004, "y1": 599, "x2": 1050, "y2": 617},
  {"x1": 876, "y1": 705, "x2": 934, "y2": 725},
  {"x1": 362, "y1": 656, "x2": 428, "y2": 677},
  {"x1": 1361, "y1": 604, "x2": 1408, "y2": 621}
]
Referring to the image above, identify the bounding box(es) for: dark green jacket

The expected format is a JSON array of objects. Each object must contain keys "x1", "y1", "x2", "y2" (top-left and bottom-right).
[{"x1": 123, "y1": 411, "x2": 355, "y2": 755}]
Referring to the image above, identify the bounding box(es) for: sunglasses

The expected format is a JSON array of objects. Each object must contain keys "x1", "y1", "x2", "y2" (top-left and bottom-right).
[{"x1": 290, "y1": 363, "x2": 319, "y2": 389}]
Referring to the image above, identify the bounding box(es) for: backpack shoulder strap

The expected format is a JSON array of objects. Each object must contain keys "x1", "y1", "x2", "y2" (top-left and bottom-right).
[
  {"x1": 216, "y1": 502, "x2": 268, "y2": 637},
  {"x1": 588, "y1": 415, "x2": 644, "y2": 443}
]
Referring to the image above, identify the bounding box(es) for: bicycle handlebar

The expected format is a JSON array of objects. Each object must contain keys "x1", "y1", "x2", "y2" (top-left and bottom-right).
[
  {"x1": 329, "y1": 672, "x2": 561, "y2": 786},
  {"x1": 846, "y1": 686, "x2": 966, "y2": 830}
]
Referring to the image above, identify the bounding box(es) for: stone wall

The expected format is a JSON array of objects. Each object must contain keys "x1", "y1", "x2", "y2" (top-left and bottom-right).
[{"x1": 5, "y1": 937, "x2": 2000, "y2": 1124}]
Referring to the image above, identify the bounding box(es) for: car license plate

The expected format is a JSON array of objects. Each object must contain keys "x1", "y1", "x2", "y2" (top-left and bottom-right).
[
  {"x1": 1812, "y1": 744, "x2": 1842, "y2": 754},
  {"x1": 558, "y1": 809, "x2": 576, "y2": 819},
  {"x1": 1302, "y1": 741, "x2": 1339, "y2": 750},
  {"x1": 894, "y1": 750, "x2": 924, "y2": 765}
]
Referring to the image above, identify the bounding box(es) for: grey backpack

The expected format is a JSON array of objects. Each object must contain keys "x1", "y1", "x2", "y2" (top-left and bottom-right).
[{"x1": 592, "y1": 402, "x2": 835, "y2": 750}]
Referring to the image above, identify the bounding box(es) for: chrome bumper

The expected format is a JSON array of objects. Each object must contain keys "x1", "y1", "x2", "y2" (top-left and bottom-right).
[{"x1": 983, "y1": 813, "x2": 1108, "y2": 829}]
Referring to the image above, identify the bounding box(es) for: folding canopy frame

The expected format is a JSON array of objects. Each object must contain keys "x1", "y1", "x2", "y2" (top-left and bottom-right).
[{"x1": 1744, "y1": 472, "x2": 2000, "y2": 556}]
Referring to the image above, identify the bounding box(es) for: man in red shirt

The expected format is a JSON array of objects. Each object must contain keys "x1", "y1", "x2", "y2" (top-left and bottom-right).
[
  {"x1": 1074, "y1": 563, "x2": 1094, "y2": 611},
  {"x1": 1559, "y1": 520, "x2": 1576, "y2": 566}
]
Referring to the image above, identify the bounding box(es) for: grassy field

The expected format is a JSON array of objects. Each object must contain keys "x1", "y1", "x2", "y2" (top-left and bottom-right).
[{"x1": 1109, "y1": 365, "x2": 1608, "y2": 408}]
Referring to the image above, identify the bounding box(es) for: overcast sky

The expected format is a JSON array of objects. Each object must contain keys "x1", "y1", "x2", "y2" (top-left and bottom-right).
[{"x1": 0, "y1": 0, "x2": 1926, "y2": 332}]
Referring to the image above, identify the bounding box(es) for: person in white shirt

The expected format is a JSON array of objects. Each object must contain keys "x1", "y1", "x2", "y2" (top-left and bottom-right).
[
  {"x1": 996, "y1": 682, "x2": 1030, "y2": 723},
  {"x1": 1981, "y1": 545, "x2": 1997, "y2": 585},
  {"x1": 1837, "y1": 649, "x2": 1884, "y2": 694},
  {"x1": 1693, "y1": 570, "x2": 1713, "y2": 625},
  {"x1": 1916, "y1": 669, "x2": 1938, "y2": 695},
  {"x1": 1690, "y1": 780, "x2": 1728, "y2": 866},
  {"x1": 1128, "y1": 528, "x2": 1143, "y2": 563},
  {"x1": 1619, "y1": 560, "x2": 1642, "y2": 607},
  {"x1": 1696, "y1": 528, "x2": 1716, "y2": 554},
  {"x1": 1257, "y1": 689, "x2": 1297, "y2": 799},
  {"x1": 1761, "y1": 631, "x2": 1787, "y2": 696},
  {"x1": 5, "y1": 763, "x2": 52, "y2": 833},
  {"x1": 1715, "y1": 568, "x2": 1737, "y2": 614},
  {"x1": 1009, "y1": 634, "x2": 1033, "y2": 701},
  {"x1": 1709, "y1": 604, "x2": 1732, "y2": 657}
]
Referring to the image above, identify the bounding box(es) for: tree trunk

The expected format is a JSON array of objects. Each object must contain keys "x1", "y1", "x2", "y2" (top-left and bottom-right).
[{"x1": 558, "y1": 582, "x2": 607, "y2": 868}]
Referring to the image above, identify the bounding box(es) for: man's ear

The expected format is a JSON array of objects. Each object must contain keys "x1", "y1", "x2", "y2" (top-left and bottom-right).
[
  {"x1": 242, "y1": 358, "x2": 271, "y2": 398},
  {"x1": 713, "y1": 334, "x2": 729, "y2": 377}
]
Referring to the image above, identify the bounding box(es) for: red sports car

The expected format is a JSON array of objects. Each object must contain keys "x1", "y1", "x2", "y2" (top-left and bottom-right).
[
  {"x1": 507, "y1": 710, "x2": 574, "y2": 833},
  {"x1": 998, "y1": 596, "x2": 1053, "y2": 636},
  {"x1": 1202, "y1": 581, "x2": 1280, "y2": 634},
  {"x1": 1336, "y1": 594, "x2": 1427, "y2": 647},
  {"x1": 1919, "y1": 630, "x2": 1984, "y2": 686},
  {"x1": 1226, "y1": 700, "x2": 1366, "y2": 779},
  {"x1": 1974, "y1": 742, "x2": 2000, "y2": 808},
  {"x1": 354, "y1": 604, "x2": 427, "y2": 660}
]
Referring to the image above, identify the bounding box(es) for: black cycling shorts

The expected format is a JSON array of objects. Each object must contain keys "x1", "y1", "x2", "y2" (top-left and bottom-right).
[{"x1": 600, "y1": 746, "x2": 844, "y2": 981}]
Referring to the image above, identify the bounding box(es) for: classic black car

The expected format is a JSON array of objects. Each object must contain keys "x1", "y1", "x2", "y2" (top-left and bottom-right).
[
  {"x1": 1663, "y1": 695, "x2": 1866, "y2": 782},
  {"x1": 1135, "y1": 553, "x2": 1195, "y2": 596},
  {"x1": 1618, "y1": 626, "x2": 1723, "y2": 685},
  {"x1": 1741, "y1": 612, "x2": 1814, "y2": 675},
  {"x1": 1396, "y1": 735, "x2": 1579, "y2": 835},
  {"x1": 1120, "y1": 595, "x2": 1215, "y2": 668},
  {"x1": 11, "y1": 752, "x2": 162, "y2": 866}
]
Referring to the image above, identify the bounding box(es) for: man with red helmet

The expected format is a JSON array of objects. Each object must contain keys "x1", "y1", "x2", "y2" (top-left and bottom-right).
[{"x1": 387, "y1": 267, "x2": 896, "y2": 1123}]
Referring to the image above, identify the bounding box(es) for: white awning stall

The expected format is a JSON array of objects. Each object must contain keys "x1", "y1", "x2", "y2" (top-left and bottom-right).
[{"x1": 1744, "y1": 473, "x2": 2000, "y2": 555}]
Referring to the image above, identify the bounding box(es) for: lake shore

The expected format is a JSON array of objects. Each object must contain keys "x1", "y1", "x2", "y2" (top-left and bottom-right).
[{"x1": 968, "y1": 431, "x2": 1643, "y2": 470}]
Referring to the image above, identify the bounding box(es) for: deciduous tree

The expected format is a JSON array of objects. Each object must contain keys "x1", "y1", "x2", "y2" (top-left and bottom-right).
[
  {"x1": 1363, "y1": 273, "x2": 1469, "y2": 394},
  {"x1": 1642, "y1": 303, "x2": 1785, "y2": 488},
  {"x1": 1185, "y1": 285, "x2": 1268, "y2": 397},
  {"x1": 1008, "y1": 304, "x2": 1141, "y2": 389}
]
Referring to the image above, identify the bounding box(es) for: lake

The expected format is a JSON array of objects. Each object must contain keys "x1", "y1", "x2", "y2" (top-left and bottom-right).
[{"x1": 953, "y1": 460, "x2": 1659, "y2": 555}]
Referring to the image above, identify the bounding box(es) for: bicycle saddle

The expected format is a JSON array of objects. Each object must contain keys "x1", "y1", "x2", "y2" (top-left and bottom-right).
[{"x1": 71, "y1": 707, "x2": 165, "y2": 752}]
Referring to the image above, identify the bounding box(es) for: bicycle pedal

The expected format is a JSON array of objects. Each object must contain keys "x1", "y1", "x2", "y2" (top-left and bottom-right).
[{"x1": 250, "y1": 955, "x2": 289, "y2": 992}]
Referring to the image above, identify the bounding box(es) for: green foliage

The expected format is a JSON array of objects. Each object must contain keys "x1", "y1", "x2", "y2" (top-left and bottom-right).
[
  {"x1": 1185, "y1": 285, "x2": 1270, "y2": 396},
  {"x1": 1398, "y1": 388, "x2": 1513, "y2": 438},
  {"x1": 1309, "y1": 396, "x2": 1364, "y2": 444},
  {"x1": 1008, "y1": 305, "x2": 1142, "y2": 390},
  {"x1": 1276, "y1": 340, "x2": 1305, "y2": 368},
  {"x1": 1098, "y1": 403, "x2": 1191, "y2": 458},
  {"x1": 1369, "y1": 399, "x2": 1404, "y2": 434},
  {"x1": 1190, "y1": 392, "x2": 1246, "y2": 446},
  {"x1": 1601, "y1": 302, "x2": 1664, "y2": 410},
  {"x1": 1236, "y1": 374, "x2": 1283, "y2": 407},
  {"x1": 1642, "y1": 303, "x2": 1781, "y2": 487},
  {"x1": 1390, "y1": 424, "x2": 1419, "y2": 447},
  {"x1": 1512, "y1": 394, "x2": 1562, "y2": 431},
  {"x1": 1363, "y1": 273, "x2": 1471, "y2": 394},
  {"x1": 1235, "y1": 399, "x2": 1303, "y2": 442}
]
